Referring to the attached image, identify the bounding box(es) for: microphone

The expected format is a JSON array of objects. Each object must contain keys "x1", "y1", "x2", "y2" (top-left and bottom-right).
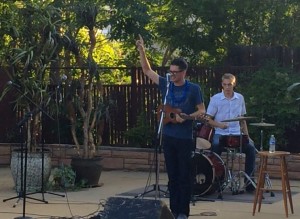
[
  {"x1": 57, "y1": 74, "x2": 67, "y2": 103},
  {"x1": 57, "y1": 74, "x2": 67, "y2": 87},
  {"x1": 7, "y1": 81, "x2": 21, "y2": 88},
  {"x1": 61, "y1": 74, "x2": 67, "y2": 81},
  {"x1": 166, "y1": 73, "x2": 171, "y2": 83}
]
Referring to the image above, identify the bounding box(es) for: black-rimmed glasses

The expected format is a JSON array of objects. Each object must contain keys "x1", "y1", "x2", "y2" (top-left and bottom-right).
[{"x1": 169, "y1": 70, "x2": 183, "y2": 75}]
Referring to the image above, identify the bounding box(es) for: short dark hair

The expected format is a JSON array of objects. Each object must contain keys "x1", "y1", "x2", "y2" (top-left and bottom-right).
[{"x1": 170, "y1": 57, "x2": 188, "y2": 71}]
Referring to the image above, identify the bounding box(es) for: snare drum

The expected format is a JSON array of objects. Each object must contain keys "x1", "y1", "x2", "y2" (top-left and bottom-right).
[
  {"x1": 194, "y1": 123, "x2": 214, "y2": 150},
  {"x1": 220, "y1": 134, "x2": 249, "y2": 148}
]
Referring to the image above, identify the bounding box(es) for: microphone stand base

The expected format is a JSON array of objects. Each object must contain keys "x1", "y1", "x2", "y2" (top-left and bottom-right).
[{"x1": 14, "y1": 217, "x2": 33, "y2": 219}]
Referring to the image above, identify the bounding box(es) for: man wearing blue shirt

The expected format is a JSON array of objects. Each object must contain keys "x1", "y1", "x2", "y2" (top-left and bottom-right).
[{"x1": 136, "y1": 35, "x2": 205, "y2": 219}]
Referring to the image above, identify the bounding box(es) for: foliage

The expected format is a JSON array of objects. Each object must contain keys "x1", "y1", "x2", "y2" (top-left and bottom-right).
[
  {"x1": 2, "y1": 1, "x2": 300, "y2": 72},
  {"x1": 0, "y1": 0, "x2": 124, "y2": 156},
  {"x1": 238, "y1": 61, "x2": 300, "y2": 149},
  {"x1": 287, "y1": 82, "x2": 300, "y2": 101},
  {"x1": 2, "y1": 0, "x2": 300, "y2": 151},
  {"x1": 124, "y1": 111, "x2": 154, "y2": 147},
  {"x1": 105, "y1": 0, "x2": 300, "y2": 66},
  {"x1": 48, "y1": 165, "x2": 86, "y2": 191},
  {"x1": 0, "y1": 1, "x2": 63, "y2": 151}
]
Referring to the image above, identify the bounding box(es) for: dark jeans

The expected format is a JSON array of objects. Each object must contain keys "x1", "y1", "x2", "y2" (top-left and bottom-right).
[
  {"x1": 163, "y1": 135, "x2": 194, "y2": 217},
  {"x1": 211, "y1": 134, "x2": 256, "y2": 177}
]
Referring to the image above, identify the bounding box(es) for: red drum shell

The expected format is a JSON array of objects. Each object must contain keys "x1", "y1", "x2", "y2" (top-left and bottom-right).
[
  {"x1": 220, "y1": 135, "x2": 249, "y2": 148},
  {"x1": 194, "y1": 123, "x2": 214, "y2": 149},
  {"x1": 192, "y1": 150, "x2": 226, "y2": 196}
]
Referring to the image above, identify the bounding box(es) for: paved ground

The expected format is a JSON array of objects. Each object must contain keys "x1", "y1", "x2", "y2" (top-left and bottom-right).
[{"x1": 0, "y1": 166, "x2": 299, "y2": 219}]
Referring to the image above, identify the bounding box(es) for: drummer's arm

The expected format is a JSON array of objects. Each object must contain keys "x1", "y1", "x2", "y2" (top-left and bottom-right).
[
  {"x1": 240, "y1": 120, "x2": 249, "y2": 135},
  {"x1": 206, "y1": 115, "x2": 228, "y2": 129}
]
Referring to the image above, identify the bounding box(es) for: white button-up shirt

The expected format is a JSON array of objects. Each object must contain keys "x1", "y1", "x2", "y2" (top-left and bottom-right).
[{"x1": 206, "y1": 91, "x2": 246, "y2": 135}]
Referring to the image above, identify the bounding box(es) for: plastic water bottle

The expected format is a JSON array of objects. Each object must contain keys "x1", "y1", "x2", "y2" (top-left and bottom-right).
[{"x1": 269, "y1": 135, "x2": 276, "y2": 153}]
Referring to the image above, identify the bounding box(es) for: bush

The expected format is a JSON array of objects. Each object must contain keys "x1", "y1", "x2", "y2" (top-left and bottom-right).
[
  {"x1": 238, "y1": 61, "x2": 300, "y2": 150},
  {"x1": 124, "y1": 111, "x2": 155, "y2": 147}
]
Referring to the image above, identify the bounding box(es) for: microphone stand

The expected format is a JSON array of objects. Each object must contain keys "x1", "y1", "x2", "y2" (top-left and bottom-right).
[
  {"x1": 2, "y1": 83, "x2": 62, "y2": 218},
  {"x1": 135, "y1": 74, "x2": 170, "y2": 199},
  {"x1": 3, "y1": 110, "x2": 43, "y2": 219},
  {"x1": 28, "y1": 85, "x2": 65, "y2": 201},
  {"x1": 25, "y1": 105, "x2": 65, "y2": 200}
]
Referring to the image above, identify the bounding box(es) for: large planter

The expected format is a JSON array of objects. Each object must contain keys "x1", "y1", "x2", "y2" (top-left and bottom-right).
[
  {"x1": 10, "y1": 149, "x2": 52, "y2": 192},
  {"x1": 71, "y1": 156, "x2": 103, "y2": 187}
]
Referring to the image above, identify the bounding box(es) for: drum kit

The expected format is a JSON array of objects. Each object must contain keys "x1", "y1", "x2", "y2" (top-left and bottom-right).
[{"x1": 191, "y1": 116, "x2": 275, "y2": 200}]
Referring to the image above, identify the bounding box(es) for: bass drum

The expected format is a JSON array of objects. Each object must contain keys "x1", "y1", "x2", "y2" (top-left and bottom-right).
[{"x1": 192, "y1": 150, "x2": 226, "y2": 196}]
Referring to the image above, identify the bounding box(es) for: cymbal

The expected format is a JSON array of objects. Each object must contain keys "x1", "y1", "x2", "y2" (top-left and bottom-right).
[
  {"x1": 221, "y1": 116, "x2": 257, "y2": 122},
  {"x1": 249, "y1": 122, "x2": 275, "y2": 127}
]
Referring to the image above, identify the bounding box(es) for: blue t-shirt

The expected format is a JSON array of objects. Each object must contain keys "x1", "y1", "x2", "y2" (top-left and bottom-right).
[{"x1": 158, "y1": 76, "x2": 204, "y2": 139}]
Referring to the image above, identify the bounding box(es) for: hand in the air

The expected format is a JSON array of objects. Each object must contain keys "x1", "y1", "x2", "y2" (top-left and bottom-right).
[{"x1": 136, "y1": 34, "x2": 144, "y2": 51}]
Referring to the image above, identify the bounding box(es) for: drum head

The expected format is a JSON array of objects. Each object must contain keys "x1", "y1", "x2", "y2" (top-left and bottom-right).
[
  {"x1": 192, "y1": 151, "x2": 226, "y2": 196},
  {"x1": 196, "y1": 137, "x2": 211, "y2": 150},
  {"x1": 192, "y1": 152, "x2": 214, "y2": 196}
]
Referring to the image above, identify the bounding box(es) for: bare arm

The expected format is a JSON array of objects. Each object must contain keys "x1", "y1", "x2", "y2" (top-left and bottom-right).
[
  {"x1": 240, "y1": 120, "x2": 249, "y2": 135},
  {"x1": 206, "y1": 117, "x2": 228, "y2": 129},
  {"x1": 176, "y1": 103, "x2": 206, "y2": 123},
  {"x1": 136, "y1": 35, "x2": 159, "y2": 84}
]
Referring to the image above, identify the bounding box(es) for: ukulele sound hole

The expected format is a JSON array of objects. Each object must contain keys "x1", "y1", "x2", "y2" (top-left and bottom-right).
[{"x1": 169, "y1": 112, "x2": 175, "y2": 119}]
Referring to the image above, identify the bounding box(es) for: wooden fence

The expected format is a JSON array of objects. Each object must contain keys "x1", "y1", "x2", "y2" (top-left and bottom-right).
[
  {"x1": 1, "y1": 44, "x2": 300, "y2": 147},
  {"x1": 83, "y1": 66, "x2": 259, "y2": 146},
  {"x1": 0, "y1": 66, "x2": 259, "y2": 146}
]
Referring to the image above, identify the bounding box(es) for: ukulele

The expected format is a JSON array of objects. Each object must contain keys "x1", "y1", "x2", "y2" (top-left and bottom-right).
[{"x1": 157, "y1": 104, "x2": 209, "y2": 125}]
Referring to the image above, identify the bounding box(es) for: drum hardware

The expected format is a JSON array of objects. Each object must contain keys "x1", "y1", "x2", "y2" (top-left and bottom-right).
[
  {"x1": 220, "y1": 116, "x2": 257, "y2": 195},
  {"x1": 218, "y1": 148, "x2": 242, "y2": 197}
]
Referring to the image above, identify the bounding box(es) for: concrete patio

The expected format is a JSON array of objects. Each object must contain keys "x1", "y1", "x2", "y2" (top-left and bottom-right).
[{"x1": 0, "y1": 166, "x2": 299, "y2": 219}]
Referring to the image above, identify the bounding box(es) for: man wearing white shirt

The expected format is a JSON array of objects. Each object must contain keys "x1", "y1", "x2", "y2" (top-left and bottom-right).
[{"x1": 206, "y1": 73, "x2": 256, "y2": 193}]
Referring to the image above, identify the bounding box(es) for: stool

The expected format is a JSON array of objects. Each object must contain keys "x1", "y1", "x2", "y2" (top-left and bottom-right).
[{"x1": 252, "y1": 151, "x2": 294, "y2": 217}]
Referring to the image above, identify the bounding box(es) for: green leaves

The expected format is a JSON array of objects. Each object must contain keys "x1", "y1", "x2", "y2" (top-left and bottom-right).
[{"x1": 287, "y1": 82, "x2": 300, "y2": 101}]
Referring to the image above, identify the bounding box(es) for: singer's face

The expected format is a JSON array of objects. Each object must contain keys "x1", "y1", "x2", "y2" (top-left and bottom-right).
[{"x1": 169, "y1": 65, "x2": 185, "y2": 83}]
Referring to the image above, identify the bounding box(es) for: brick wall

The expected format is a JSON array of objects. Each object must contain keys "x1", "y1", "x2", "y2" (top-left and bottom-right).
[{"x1": 1, "y1": 143, "x2": 300, "y2": 180}]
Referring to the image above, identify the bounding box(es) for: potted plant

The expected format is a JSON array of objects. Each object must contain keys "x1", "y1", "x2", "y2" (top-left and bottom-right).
[
  {"x1": 1, "y1": 0, "x2": 118, "y2": 190},
  {"x1": 0, "y1": 2, "x2": 63, "y2": 192},
  {"x1": 61, "y1": 1, "x2": 114, "y2": 187}
]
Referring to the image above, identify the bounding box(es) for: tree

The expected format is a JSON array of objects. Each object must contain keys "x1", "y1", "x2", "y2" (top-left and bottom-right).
[{"x1": 0, "y1": 0, "x2": 63, "y2": 151}]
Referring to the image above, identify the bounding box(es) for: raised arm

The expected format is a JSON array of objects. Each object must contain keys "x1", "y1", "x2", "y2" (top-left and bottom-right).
[{"x1": 136, "y1": 34, "x2": 159, "y2": 84}]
